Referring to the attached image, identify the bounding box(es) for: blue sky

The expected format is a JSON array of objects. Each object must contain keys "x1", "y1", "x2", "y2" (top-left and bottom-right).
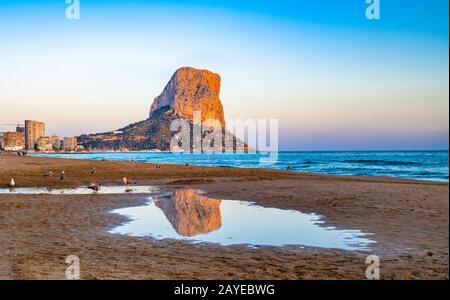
[{"x1": 0, "y1": 0, "x2": 448, "y2": 150}]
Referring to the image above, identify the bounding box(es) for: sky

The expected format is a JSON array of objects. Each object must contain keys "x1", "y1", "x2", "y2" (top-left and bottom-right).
[{"x1": 0, "y1": 0, "x2": 448, "y2": 150}]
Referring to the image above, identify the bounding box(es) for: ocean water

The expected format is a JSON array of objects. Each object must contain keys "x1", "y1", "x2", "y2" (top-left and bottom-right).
[{"x1": 32, "y1": 151, "x2": 449, "y2": 183}]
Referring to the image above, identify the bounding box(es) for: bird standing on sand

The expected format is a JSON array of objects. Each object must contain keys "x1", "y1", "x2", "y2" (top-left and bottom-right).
[
  {"x1": 87, "y1": 183, "x2": 100, "y2": 192},
  {"x1": 91, "y1": 167, "x2": 96, "y2": 175},
  {"x1": 60, "y1": 171, "x2": 65, "y2": 181},
  {"x1": 123, "y1": 177, "x2": 136, "y2": 185},
  {"x1": 44, "y1": 171, "x2": 53, "y2": 177},
  {"x1": 9, "y1": 178, "x2": 15, "y2": 188}
]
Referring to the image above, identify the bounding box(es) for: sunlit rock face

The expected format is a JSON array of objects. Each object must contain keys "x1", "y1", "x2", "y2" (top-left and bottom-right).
[
  {"x1": 154, "y1": 189, "x2": 222, "y2": 237},
  {"x1": 150, "y1": 67, "x2": 225, "y2": 128},
  {"x1": 78, "y1": 67, "x2": 247, "y2": 151}
]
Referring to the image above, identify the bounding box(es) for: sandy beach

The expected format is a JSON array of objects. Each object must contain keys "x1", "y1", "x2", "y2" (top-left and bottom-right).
[{"x1": 0, "y1": 153, "x2": 448, "y2": 279}]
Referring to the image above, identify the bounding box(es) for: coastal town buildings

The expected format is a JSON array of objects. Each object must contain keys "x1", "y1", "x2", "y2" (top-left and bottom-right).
[
  {"x1": 63, "y1": 137, "x2": 78, "y2": 151},
  {"x1": 37, "y1": 136, "x2": 53, "y2": 152},
  {"x1": 2, "y1": 131, "x2": 25, "y2": 151},
  {"x1": 25, "y1": 120, "x2": 45, "y2": 150},
  {"x1": 1, "y1": 120, "x2": 79, "y2": 152},
  {"x1": 16, "y1": 125, "x2": 25, "y2": 134},
  {"x1": 51, "y1": 134, "x2": 61, "y2": 150}
]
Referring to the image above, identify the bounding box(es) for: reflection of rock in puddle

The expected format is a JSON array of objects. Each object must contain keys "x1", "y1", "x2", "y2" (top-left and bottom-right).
[
  {"x1": 110, "y1": 189, "x2": 376, "y2": 250},
  {"x1": 154, "y1": 190, "x2": 222, "y2": 237}
]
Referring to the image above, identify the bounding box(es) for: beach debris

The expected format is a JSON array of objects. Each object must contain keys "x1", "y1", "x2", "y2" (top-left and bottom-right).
[
  {"x1": 87, "y1": 183, "x2": 100, "y2": 192},
  {"x1": 125, "y1": 188, "x2": 133, "y2": 193},
  {"x1": 44, "y1": 171, "x2": 53, "y2": 177},
  {"x1": 91, "y1": 167, "x2": 96, "y2": 175},
  {"x1": 9, "y1": 178, "x2": 15, "y2": 188},
  {"x1": 60, "y1": 171, "x2": 65, "y2": 181}
]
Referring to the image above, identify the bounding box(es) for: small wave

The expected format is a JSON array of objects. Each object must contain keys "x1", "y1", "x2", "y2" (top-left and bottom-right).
[
  {"x1": 298, "y1": 161, "x2": 319, "y2": 165},
  {"x1": 342, "y1": 159, "x2": 420, "y2": 166}
]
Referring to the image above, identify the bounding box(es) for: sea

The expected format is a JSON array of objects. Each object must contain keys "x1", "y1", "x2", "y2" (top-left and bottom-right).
[{"x1": 31, "y1": 150, "x2": 449, "y2": 183}]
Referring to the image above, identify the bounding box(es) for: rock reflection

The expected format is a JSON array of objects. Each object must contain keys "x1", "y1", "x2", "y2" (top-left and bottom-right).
[
  {"x1": 154, "y1": 189, "x2": 222, "y2": 237},
  {"x1": 110, "y1": 189, "x2": 376, "y2": 250}
]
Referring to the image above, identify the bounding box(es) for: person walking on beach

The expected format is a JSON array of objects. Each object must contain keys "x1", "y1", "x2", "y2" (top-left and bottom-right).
[
  {"x1": 60, "y1": 171, "x2": 65, "y2": 181},
  {"x1": 91, "y1": 167, "x2": 96, "y2": 175}
]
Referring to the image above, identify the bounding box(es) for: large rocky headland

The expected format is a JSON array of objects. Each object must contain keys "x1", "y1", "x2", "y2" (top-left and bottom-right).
[{"x1": 78, "y1": 67, "x2": 246, "y2": 152}]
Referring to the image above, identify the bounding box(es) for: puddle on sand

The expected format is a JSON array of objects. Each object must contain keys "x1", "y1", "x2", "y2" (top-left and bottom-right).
[
  {"x1": 0, "y1": 186, "x2": 160, "y2": 195},
  {"x1": 109, "y1": 189, "x2": 376, "y2": 251}
]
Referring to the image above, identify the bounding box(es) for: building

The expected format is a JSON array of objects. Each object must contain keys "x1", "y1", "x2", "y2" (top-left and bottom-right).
[
  {"x1": 37, "y1": 136, "x2": 53, "y2": 152},
  {"x1": 2, "y1": 131, "x2": 25, "y2": 151},
  {"x1": 16, "y1": 126, "x2": 25, "y2": 134},
  {"x1": 51, "y1": 134, "x2": 61, "y2": 150},
  {"x1": 63, "y1": 137, "x2": 78, "y2": 151},
  {"x1": 25, "y1": 120, "x2": 45, "y2": 150}
]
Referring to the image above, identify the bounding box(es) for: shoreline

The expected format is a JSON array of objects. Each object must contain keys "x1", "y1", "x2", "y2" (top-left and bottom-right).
[
  {"x1": 0, "y1": 153, "x2": 448, "y2": 279},
  {"x1": 25, "y1": 151, "x2": 449, "y2": 185}
]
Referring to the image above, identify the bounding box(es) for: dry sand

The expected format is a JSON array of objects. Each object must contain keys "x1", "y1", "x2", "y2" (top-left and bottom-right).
[{"x1": 0, "y1": 152, "x2": 448, "y2": 279}]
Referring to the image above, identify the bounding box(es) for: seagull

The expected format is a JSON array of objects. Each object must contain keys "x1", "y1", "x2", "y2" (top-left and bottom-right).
[
  {"x1": 123, "y1": 177, "x2": 136, "y2": 185},
  {"x1": 44, "y1": 171, "x2": 53, "y2": 177},
  {"x1": 87, "y1": 183, "x2": 100, "y2": 192},
  {"x1": 60, "y1": 171, "x2": 65, "y2": 181},
  {"x1": 9, "y1": 178, "x2": 15, "y2": 188},
  {"x1": 91, "y1": 167, "x2": 96, "y2": 175}
]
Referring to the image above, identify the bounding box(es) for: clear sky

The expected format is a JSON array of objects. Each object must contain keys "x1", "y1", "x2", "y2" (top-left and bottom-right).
[{"x1": 0, "y1": 0, "x2": 448, "y2": 150}]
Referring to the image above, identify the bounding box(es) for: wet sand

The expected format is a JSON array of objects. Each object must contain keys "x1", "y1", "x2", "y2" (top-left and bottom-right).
[{"x1": 0, "y1": 153, "x2": 448, "y2": 279}]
